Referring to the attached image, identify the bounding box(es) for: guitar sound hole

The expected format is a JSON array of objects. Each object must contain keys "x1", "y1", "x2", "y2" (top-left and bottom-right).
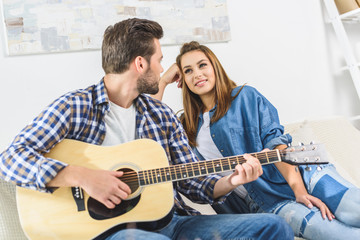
[
  {"x1": 119, "y1": 168, "x2": 140, "y2": 194},
  {"x1": 88, "y1": 168, "x2": 141, "y2": 220}
]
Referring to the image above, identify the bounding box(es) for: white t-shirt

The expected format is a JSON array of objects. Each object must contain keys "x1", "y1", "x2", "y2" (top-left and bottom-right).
[
  {"x1": 196, "y1": 112, "x2": 248, "y2": 199},
  {"x1": 101, "y1": 101, "x2": 136, "y2": 146},
  {"x1": 196, "y1": 112, "x2": 223, "y2": 160}
]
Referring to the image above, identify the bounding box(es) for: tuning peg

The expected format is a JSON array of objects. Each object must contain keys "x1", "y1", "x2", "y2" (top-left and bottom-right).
[
  {"x1": 298, "y1": 142, "x2": 306, "y2": 151},
  {"x1": 287, "y1": 143, "x2": 292, "y2": 147},
  {"x1": 317, "y1": 166, "x2": 322, "y2": 171},
  {"x1": 305, "y1": 165, "x2": 312, "y2": 171},
  {"x1": 310, "y1": 141, "x2": 315, "y2": 145}
]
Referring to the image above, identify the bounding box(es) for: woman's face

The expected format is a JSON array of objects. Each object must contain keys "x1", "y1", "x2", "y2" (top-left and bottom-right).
[{"x1": 181, "y1": 50, "x2": 216, "y2": 99}]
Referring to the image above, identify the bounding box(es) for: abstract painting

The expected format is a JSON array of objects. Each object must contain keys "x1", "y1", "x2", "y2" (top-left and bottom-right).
[{"x1": 1, "y1": 0, "x2": 230, "y2": 55}]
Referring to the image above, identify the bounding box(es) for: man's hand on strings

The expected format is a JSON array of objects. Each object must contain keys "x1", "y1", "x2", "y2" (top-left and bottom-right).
[
  {"x1": 227, "y1": 154, "x2": 263, "y2": 186},
  {"x1": 80, "y1": 168, "x2": 132, "y2": 209}
]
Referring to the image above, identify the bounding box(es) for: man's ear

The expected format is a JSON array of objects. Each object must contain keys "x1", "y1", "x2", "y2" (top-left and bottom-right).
[{"x1": 134, "y1": 56, "x2": 147, "y2": 73}]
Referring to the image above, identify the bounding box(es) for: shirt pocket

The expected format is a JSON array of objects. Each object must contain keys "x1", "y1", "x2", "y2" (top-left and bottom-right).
[{"x1": 229, "y1": 127, "x2": 260, "y2": 154}]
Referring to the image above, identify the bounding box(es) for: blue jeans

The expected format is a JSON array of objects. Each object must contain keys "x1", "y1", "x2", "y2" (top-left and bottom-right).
[
  {"x1": 213, "y1": 165, "x2": 360, "y2": 239},
  {"x1": 273, "y1": 165, "x2": 360, "y2": 239},
  {"x1": 106, "y1": 212, "x2": 294, "y2": 240}
]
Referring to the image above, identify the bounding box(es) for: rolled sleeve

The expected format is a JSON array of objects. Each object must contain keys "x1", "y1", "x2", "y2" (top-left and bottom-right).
[
  {"x1": 264, "y1": 133, "x2": 292, "y2": 150},
  {"x1": 256, "y1": 89, "x2": 292, "y2": 150},
  {"x1": 0, "y1": 97, "x2": 72, "y2": 192},
  {"x1": 0, "y1": 144, "x2": 67, "y2": 193}
]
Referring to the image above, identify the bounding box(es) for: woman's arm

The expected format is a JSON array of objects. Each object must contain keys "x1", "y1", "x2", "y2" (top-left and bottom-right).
[
  {"x1": 274, "y1": 144, "x2": 335, "y2": 220},
  {"x1": 253, "y1": 89, "x2": 335, "y2": 220},
  {"x1": 151, "y1": 63, "x2": 182, "y2": 101}
]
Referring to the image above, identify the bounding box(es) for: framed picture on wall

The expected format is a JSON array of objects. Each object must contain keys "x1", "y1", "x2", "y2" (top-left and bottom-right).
[{"x1": 0, "y1": 0, "x2": 231, "y2": 56}]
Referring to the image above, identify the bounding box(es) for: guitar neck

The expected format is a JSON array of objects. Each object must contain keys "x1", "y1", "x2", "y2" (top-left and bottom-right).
[{"x1": 138, "y1": 149, "x2": 281, "y2": 186}]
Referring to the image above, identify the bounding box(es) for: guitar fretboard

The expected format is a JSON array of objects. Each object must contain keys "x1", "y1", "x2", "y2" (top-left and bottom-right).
[{"x1": 138, "y1": 149, "x2": 281, "y2": 186}]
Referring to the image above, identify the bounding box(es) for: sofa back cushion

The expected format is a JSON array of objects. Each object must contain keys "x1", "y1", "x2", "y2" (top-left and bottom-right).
[{"x1": 284, "y1": 116, "x2": 359, "y2": 187}]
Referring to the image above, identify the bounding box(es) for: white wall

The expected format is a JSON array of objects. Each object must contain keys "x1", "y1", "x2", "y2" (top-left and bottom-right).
[{"x1": 1, "y1": 0, "x2": 359, "y2": 150}]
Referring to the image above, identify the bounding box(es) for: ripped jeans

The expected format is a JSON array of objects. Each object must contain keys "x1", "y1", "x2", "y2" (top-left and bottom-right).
[
  {"x1": 272, "y1": 164, "x2": 360, "y2": 240},
  {"x1": 213, "y1": 164, "x2": 360, "y2": 240}
]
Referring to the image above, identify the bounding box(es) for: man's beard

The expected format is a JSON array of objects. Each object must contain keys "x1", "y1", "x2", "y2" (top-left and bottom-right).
[{"x1": 137, "y1": 68, "x2": 159, "y2": 95}]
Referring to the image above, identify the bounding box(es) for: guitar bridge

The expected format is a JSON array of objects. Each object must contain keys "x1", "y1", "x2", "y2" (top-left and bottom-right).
[{"x1": 71, "y1": 187, "x2": 85, "y2": 212}]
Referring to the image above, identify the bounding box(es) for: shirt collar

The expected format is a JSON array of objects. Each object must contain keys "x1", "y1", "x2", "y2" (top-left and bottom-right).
[
  {"x1": 94, "y1": 78, "x2": 109, "y2": 105},
  {"x1": 94, "y1": 78, "x2": 152, "y2": 114},
  {"x1": 92, "y1": 78, "x2": 111, "y2": 114},
  {"x1": 134, "y1": 94, "x2": 149, "y2": 115}
]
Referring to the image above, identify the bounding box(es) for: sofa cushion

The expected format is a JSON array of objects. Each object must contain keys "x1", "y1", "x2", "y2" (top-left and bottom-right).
[
  {"x1": 284, "y1": 116, "x2": 359, "y2": 187},
  {"x1": 0, "y1": 179, "x2": 27, "y2": 239}
]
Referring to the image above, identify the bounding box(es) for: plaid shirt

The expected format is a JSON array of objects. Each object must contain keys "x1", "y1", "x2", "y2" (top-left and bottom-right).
[{"x1": 0, "y1": 79, "x2": 223, "y2": 215}]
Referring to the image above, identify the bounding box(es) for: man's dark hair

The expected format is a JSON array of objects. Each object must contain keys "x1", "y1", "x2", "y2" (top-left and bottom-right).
[{"x1": 102, "y1": 18, "x2": 163, "y2": 74}]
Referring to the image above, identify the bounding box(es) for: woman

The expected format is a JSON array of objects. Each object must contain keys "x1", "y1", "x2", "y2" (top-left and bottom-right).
[{"x1": 153, "y1": 41, "x2": 360, "y2": 239}]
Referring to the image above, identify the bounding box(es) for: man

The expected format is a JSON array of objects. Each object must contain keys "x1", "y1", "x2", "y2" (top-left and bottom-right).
[{"x1": 0, "y1": 18, "x2": 293, "y2": 239}]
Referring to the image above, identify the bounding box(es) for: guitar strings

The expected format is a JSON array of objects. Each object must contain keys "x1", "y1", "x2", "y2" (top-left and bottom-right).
[
  {"x1": 121, "y1": 151, "x2": 281, "y2": 182},
  {"x1": 121, "y1": 148, "x2": 310, "y2": 181},
  {"x1": 116, "y1": 148, "x2": 316, "y2": 186},
  {"x1": 117, "y1": 151, "x2": 283, "y2": 185}
]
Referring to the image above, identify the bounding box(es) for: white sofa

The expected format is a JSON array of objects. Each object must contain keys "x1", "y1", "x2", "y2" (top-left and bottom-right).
[{"x1": 1, "y1": 116, "x2": 359, "y2": 239}]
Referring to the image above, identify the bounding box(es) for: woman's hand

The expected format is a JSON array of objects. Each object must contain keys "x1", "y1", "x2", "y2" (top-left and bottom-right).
[
  {"x1": 296, "y1": 193, "x2": 335, "y2": 220},
  {"x1": 273, "y1": 145, "x2": 335, "y2": 221},
  {"x1": 151, "y1": 63, "x2": 182, "y2": 101},
  {"x1": 160, "y1": 63, "x2": 182, "y2": 88}
]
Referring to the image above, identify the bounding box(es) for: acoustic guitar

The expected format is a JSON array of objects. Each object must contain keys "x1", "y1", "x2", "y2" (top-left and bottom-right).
[{"x1": 16, "y1": 139, "x2": 328, "y2": 239}]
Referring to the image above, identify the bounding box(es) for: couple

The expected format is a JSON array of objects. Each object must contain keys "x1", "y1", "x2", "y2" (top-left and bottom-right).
[
  {"x1": 0, "y1": 17, "x2": 358, "y2": 239},
  {"x1": 153, "y1": 41, "x2": 360, "y2": 239}
]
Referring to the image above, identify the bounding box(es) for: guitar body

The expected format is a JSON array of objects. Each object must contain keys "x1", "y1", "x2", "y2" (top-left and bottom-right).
[{"x1": 16, "y1": 139, "x2": 174, "y2": 240}]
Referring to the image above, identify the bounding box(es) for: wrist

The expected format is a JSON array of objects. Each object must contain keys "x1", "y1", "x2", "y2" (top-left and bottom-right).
[
  {"x1": 225, "y1": 174, "x2": 239, "y2": 189},
  {"x1": 213, "y1": 175, "x2": 236, "y2": 199},
  {"x1": 47, "y1": 165, "x2": 85, "y2": 188},
  {"x1": 64, "y1": 165, "x2": 86, "y2": 187},
  {"x1": 291, "y1": 184, "x2": 308, "y2": 196},
  {"x1": 159, "y1": 77, "x2": 169, "y2": 88}
]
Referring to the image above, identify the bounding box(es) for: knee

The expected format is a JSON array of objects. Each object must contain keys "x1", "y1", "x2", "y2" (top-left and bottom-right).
[
  {"x1": 337, "y1": 210, "x2": 360, "y2": 228},
  {"x1": 336, "y1": 188, "x2": 360, "y2": 227}
]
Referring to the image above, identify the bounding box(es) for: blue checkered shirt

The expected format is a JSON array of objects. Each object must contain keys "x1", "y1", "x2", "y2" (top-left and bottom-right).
[{"x1": 0, "y1": 79, "x2": 223, "y2": 215}]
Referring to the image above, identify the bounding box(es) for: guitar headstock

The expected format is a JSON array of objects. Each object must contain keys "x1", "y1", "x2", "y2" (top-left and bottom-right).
[{"x1": 281, "y1": 143, "x2": 329, "y2": 165}]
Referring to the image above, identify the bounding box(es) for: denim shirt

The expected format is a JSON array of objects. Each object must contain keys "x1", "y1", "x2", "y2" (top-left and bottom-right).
[{"x1": 194, "y1": 85, "x2": 294, "y2": 212}]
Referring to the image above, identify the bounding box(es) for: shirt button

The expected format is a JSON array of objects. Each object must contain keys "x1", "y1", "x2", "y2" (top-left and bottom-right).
[
  {"x1": 221, "y1": 150, "x2": 224, "y2": 152},
  {"x1": 212, "y1": 134, "x2": 215, "y2": 137}
]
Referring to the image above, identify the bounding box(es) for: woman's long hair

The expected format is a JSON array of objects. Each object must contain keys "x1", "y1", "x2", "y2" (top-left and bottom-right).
[{"x1": 176, "y1": 41, "x2": 243, "y2": 147}]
